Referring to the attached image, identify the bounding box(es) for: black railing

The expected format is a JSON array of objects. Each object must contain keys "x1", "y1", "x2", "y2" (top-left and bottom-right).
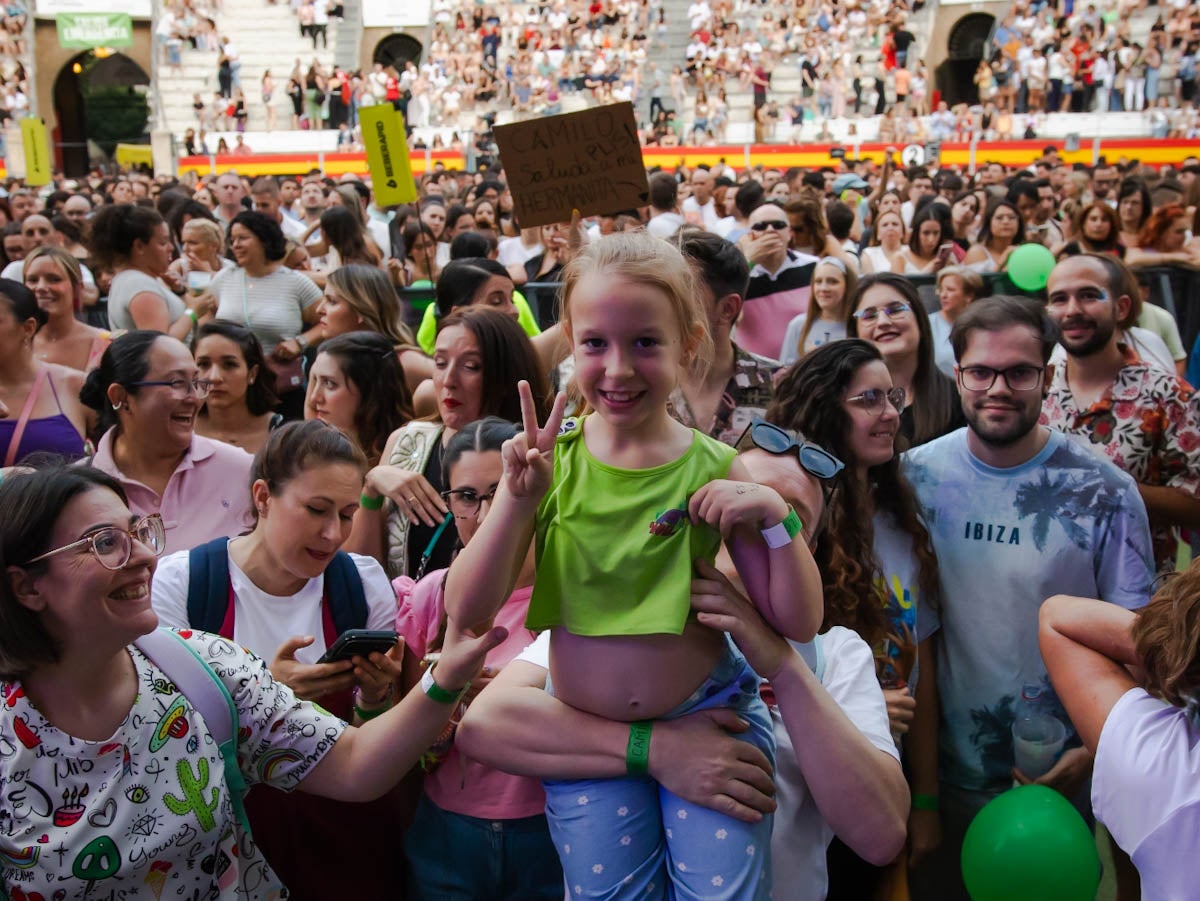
[
  {"x1": 402, "y1": 267, "x2": 1200, "y2": 351},
  {"x1": 400, "y1": 282, "x2": 564, "y2": 331}
]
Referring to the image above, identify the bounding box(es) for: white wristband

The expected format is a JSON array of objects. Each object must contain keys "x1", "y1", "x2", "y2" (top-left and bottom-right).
[{"x1": 761, "y1": 507, "x2": 803, "y2": 549}]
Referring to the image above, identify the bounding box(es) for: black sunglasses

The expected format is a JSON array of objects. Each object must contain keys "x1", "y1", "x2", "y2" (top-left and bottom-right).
[
  {"x1": 750, "y1": 220, "x2": 790, "y2": 232},
  {"x1": 736, "y1": 421, "x2": 845, "y2": 480}
]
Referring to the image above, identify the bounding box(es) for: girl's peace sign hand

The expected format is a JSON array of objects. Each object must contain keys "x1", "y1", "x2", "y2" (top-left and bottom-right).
[{"x1": 501, "y1": 380, "x2": 567, "y2": 500}]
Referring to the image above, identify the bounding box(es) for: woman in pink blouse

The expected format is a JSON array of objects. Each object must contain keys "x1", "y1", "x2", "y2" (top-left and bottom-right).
[{"x1": 394, "y1": 416, "x2": 561, "y2": 899}]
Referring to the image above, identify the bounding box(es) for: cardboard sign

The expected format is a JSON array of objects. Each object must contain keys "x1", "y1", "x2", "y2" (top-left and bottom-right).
[
  {"x1": 20, "y1": 118, "x2": 52, "y2": 186},
  {"x1": 360, "y1": 103, "x2": 417, "y2": 206},
  {"x1": 494, "y1": 102, "x2": 649, "y2": 228}
]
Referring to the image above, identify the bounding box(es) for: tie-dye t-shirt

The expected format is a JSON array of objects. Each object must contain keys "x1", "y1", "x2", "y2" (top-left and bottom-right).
[
  {"x1": 902, "y1": 428, "x2": 1153, "y2": 794},
  {"x1": 0, "y1": 631, "x2": 345, "y2": 899}
]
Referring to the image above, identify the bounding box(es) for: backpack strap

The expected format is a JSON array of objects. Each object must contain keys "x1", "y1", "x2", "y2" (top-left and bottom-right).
[
  {"x1": 134, "y1": 628, "x2": 251, "y2": 834},
  {"x1": 323, "y1": 551, "x2": 369, "y2": 635},
  {"x1": 187, "y1": 537, "x2": 234, "y2": 635}
]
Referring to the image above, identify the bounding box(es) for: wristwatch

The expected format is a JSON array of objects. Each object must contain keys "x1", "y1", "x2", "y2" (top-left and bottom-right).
[
  {"x1": 761, "y1": 507, "x2": 804, "y2": 549},
  {"x1": 294, "y1": 334, "x2": 310, "y2": 351}
]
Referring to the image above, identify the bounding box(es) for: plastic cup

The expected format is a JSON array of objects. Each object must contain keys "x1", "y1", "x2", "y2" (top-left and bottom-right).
[
  {"x1": 187, "y1": 270, "x2": 213, "y2": 297},
  {"x1": 1013, "y1": 716, "x2": 1066, "y2": 780}
]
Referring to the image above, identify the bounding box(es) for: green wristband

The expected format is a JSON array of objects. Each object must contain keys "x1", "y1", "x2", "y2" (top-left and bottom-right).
[
  {"x1": 761, "y1": 506, "x2": 804, "y2": 549},
  {"x1": 359, "y1": 492, "x2": 384, "y2": 510},
  {"x1": 912, "y1": 793, "x2": 939, "y2": 811},
  {"x1": 354, "y1": 703, "x2": 387, "y2": 721},
  {"x1": 626, "y1": 721, "x2": 653, "y2": 776},
  {"x1": 422, "y1": 665, "x2": 466, "y2": 704}
]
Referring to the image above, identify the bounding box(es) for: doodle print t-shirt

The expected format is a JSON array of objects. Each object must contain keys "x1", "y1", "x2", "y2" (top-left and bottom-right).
[{"x1": 0, "y1": 631, "x2": 346, "y2": 900}]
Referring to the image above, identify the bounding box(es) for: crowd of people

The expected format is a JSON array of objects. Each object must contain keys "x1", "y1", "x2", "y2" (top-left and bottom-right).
[
  {"x1": 0, "y1": 0, "x2": 29, "y2": 128},
  {"x1": 162, "y1": 0, "x2": 1200, "y2": 150},
  {"x1": 981, "y1": 0, "x2": 1200, "y2": 119},
  {"x1": 1, "y1": 141, "x2": 1199, "y2": 901}
]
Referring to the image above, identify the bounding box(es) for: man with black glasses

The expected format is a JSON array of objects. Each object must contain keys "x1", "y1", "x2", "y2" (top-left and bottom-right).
[
  {"x1": 1042, "y1": 254, "x2": 1200, "y2": 573},
  {"x1": 903, "y1": 295, "x2": 1153, "y2": 901},
  {"x1": 736, "y1": 204, "x2": 818, "y2": 360},
  {"x1": 1090, "y1": 162, "x2": 1120, "y2": 207}
]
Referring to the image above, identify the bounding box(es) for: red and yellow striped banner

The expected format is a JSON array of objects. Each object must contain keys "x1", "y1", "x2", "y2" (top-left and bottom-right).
[
  {"x1": 0, "y1": 137, "x2": 1187, "y2": 184},
  {"x1": 176, "y1": 138, "x2": 1198, "y2": 181}
]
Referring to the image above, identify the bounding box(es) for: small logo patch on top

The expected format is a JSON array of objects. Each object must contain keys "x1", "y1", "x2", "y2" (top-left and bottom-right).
[{"x1": 649, "y1": 507, "x2": 689, "y2": 537}]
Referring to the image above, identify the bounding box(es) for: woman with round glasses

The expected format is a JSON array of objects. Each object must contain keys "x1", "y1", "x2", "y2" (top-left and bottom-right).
[
  {"x1": 395, "y1": 417, "x2": 563, "y2": 900},
  {"x1": 0, "y1": 464, "x2": 504, "y2": 900},
  {"x1": 769, "y1": 337, "x2": 943, "y2": 895},
  {"x1": 81, "y1": 330, "x2": 254, "y2": 555},
  {"x1": 847, "y1": 273, "x2": 964, "y2": 450}
]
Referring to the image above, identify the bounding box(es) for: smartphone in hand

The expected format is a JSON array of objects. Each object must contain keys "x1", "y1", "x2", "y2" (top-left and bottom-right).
[{"x1": 317, "y1": 629, "x2": 399, "y2": 663}]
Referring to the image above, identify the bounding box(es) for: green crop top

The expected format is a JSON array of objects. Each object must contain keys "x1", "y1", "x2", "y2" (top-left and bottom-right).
[{"x1": 525, "y1": 416, "x2": 737, "y2": 637}]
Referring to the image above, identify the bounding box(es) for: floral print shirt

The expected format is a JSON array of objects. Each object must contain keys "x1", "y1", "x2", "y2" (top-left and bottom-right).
[
  {"x1": 1041, "y1": 343, "x2": 1200, "y2": 570},
  {"x1": 668, "y1": 343, "x2": 779, "y2": 447}
]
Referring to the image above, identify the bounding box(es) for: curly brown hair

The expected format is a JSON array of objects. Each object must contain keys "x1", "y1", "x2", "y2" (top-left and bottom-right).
[
  {"x1": 1131, "y1": 561, "x2": 1200, "y2": 709},
  {"x1": 767, "y1": 338, "x2": 940, "y2": 652}
]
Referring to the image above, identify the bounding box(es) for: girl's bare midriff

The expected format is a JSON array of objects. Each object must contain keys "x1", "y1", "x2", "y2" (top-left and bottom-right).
[{"x1": 549, "y1": 621, "x2": 726, "y2": 722}]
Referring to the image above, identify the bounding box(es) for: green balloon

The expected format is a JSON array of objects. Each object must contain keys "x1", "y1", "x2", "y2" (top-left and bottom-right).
[
  {"x1": 962, "y1": 785, "x2": 1100, "y2": 901},
  {"x1": 1007, "y1": 243, "x2": 1057, "y2": 292}
]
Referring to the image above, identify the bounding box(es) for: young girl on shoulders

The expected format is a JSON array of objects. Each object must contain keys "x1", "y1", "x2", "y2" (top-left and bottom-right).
[{"x1": 445, "y1": 233, "x2": 823, "y2": 898}]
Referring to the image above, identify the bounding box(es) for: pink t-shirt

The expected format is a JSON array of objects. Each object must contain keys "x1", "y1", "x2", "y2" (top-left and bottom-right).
[
  {"x1": 91, "y1": 429, "x2": 254, "y2": 555},
  {"x1": 394, "y1": 570, "x2": 546, "y2": 820}
]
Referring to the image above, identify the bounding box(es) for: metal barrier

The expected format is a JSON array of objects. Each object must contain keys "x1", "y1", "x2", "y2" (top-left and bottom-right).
[
  {"x1": 897, "y1": 267, "x2": 1197, "y2": 354},
  {"x1": 400, "y1": 282, "x2": 564, "y2": 331},
  {"x1": 401, "y1": 266, "x2": 1199, "y2": 348}
]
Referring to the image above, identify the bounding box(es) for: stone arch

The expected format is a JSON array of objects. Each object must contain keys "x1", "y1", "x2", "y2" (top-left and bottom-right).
[
  {"x1": 53, "y1": 51, "x2": 150, "y2": 176},
  {"x1": 373, "y1": 33, "x2": 423, "y2": 72},
  {"x1": 937, "y1": 13, "x2": 996, "y2": 107}
]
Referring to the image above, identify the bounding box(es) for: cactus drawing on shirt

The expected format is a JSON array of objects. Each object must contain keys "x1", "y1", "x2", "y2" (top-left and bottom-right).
[{"x1": 163, "y1": 757, "x2": 220, "y2": 832}]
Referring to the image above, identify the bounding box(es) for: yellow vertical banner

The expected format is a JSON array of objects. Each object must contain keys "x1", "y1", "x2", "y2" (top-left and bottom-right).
[
  {"x1": 115, "y1": 143, "x2": 154, "y2": 169},
  {"x1": 20, "y1": 118, "x2": 52, "y2": 186},
  {"x1": 359, "y1": 104, "x2": 417, "y2": 206}
]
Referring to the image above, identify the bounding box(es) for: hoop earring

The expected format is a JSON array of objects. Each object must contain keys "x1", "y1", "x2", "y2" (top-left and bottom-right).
[{"x1": 111, "y1": 401, "x2": 123, "y2": 411}]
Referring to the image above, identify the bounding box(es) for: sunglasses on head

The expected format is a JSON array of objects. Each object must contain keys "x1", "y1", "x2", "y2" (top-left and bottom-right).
[
  {"x1": 751, "y1": 220, "x2": 790, "y2": 232},
  {"x1": 736, "y1": 421, "x2": 845, "y2": 480}
]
